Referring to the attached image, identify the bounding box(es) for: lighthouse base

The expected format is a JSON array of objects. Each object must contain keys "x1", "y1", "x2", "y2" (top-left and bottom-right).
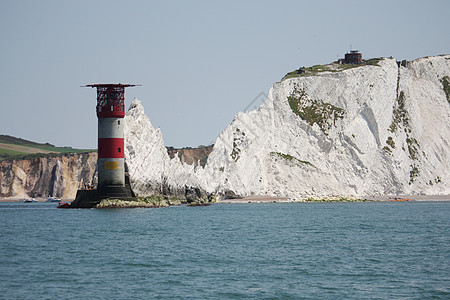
[{"x1": 71, "y1": 184, "x2": 134, "y2": 208}]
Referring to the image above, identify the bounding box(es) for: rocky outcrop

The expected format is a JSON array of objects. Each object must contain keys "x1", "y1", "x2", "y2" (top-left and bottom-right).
[
  {"x1": 167, "y1": 146, "x2": 213, "y2": 167},
  {"x1": 125, "y1": 55, "x2": 449, "y2": 198},
  {"x1": 124, "y1": 100, "x2": 211, "y2": 201},
  {"x1": 0, "y1": 152, "x2": 97, "y2": 199}
]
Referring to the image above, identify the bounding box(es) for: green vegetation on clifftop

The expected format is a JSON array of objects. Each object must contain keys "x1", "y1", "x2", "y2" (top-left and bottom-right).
[
  {"x1": 282, "y1": 58, "x2": 383, "y2": 81},
  {"x1": 0, "y1": 135, "x2": 95, "y2": 161}
]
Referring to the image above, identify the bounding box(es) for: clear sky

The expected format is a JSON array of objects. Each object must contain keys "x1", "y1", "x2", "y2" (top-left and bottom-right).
[{"x1": 1, "y1": 0, "x2": 449, "y2": 149}]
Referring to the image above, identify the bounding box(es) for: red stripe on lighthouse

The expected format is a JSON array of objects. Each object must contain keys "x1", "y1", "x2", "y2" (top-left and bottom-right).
[{"x1": 98, "y1": 138, "x2": 124, "y2": 158}]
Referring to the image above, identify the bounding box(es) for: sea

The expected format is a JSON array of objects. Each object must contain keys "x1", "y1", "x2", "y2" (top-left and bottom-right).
[{"x1": 0, "y1": 201, "x2": 449, "y2": 299}]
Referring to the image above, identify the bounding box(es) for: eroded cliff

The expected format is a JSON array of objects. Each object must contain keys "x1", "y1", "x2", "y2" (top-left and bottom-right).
[
  {"x1": 0, "y1": 152, "x2": 97, "y2": 199},
  {"x1": 126, "y1": 55, "x2": 449, "y2": 198}
]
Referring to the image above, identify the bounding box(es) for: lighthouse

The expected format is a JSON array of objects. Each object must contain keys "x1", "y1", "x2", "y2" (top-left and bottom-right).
[
  {"x1": 86, "y1": 84, "x2": 136, "y2": 188},
  {"x1": 72, "y1": 83, "x2": 137, "y2": 207}
]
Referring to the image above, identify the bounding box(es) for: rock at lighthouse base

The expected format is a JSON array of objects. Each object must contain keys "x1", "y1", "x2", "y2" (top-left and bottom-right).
[{"x1": 70, "y1": 184, "x2": 134, "y2": 208}]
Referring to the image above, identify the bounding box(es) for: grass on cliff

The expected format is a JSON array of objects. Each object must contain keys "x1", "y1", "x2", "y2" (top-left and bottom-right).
[
  {"x1": 270, "y1": 152, "x2": 315, "y2": 168},
  {"x1": 0, "y1": 134, "x2": 95, "y2": 162},
  {"x1": 287, "y1": 85, "x2": 345, "y2": 135},
  {"x1": 441, "y1": 76, "x2": 450, "y2": 103},
  {"x1": 282, "y1": 58, "x2": 383, "y2": 81}
]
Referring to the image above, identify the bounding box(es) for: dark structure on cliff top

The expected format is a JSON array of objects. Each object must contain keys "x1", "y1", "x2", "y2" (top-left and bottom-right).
[
  {"x1": 344, "y1": 50, "x2": 363, "y2": 64},
  {"x1": 71, "y1": 84, "x2": 137, "y2": 208}
]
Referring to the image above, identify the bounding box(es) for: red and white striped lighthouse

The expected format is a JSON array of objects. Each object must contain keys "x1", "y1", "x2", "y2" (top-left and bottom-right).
[{"x1": 85, "y1": 84, "x2": 136, "y2": 189}]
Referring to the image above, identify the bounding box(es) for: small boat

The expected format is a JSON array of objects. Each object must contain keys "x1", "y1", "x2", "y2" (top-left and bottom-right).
[
  {"x1": 23, "y1": 198, "x2": 38, "y2": 203},
  {"x1": 57, "y1": 202, "x2": 71, "y2": 208},
  {"x1": 188, "y1": 203, "x2": 212, "y2": 207},
  {"x1": 387, "y1": 197, "x2": 413, "y2": 202},
  {"x1": 46, "y1": 196, "x2": 61, "y2": 202}
]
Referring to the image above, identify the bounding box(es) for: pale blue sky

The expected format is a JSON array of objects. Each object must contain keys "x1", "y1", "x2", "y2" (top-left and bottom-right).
[{"x1": 1, "y1": 0, "x2": 449, "y2": 148}]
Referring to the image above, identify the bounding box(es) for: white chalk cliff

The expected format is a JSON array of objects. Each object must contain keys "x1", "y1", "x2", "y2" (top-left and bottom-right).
[
  {"x1": 125, "y1": 55, "x2": 450, "y2": 198},
  {"x1": 124, "y1": 100, "x2": 202, "y2": 197}
]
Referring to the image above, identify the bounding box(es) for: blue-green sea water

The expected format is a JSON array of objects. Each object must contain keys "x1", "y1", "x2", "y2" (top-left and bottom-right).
[{"x1": 0, "y1": 201, "x2": 449, "y2": 299}]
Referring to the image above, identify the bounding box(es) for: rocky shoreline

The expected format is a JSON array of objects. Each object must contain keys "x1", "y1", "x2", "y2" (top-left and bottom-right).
[
  {"x1": 2, "y1": 194, "x2": 448, "y2": 207},
  {"x1": 94, "y1": 195, "x2": 216, "y2": 208},
  {"x1": 222, "y1": 194, "x2": 450, "y2": 203}
]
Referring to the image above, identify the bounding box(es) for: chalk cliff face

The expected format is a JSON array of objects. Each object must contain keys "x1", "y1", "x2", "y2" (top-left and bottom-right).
[
  {"x1": 126, "y1": 55, "x2": 450, "y2": 198},
  {"x1": 3, "y1": 55, "x2": 446, "y2": 200},
  {"x1": 0, "y1": 153, "x2": 97, "y2": 199},
  {"x1": 124, "y1": 100, "x2": 205, "y2": 199}
]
